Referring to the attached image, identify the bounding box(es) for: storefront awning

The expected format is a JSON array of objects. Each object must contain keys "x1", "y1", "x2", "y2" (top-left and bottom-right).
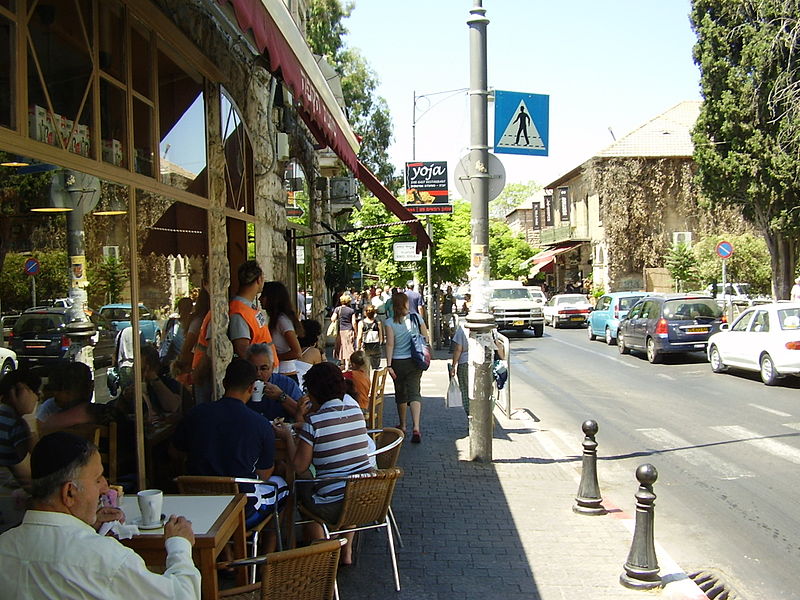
[
  {"x1": 217, "y1": 0, "x2": 430, "y2": 251},
  {"x1": 523, "y1": 241, "x2": 583, "y2": 273}
]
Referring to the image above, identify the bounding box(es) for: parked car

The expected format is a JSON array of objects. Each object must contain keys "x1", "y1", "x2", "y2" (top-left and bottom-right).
[
  {"x1": 617, "y1": 294, "x2": 725, "y2": 363},
  {"x1": 0, "y1": 347, "x2": 17, "y2": 378},
  {"x1": 488, "y1": 280, "x2": 544, "y2": 336},
  {"x1": 587, "y1": 292, "x2": 646, "y2": 345},
  {"x1": 9, "y1": 307, "x2": 117, "y2": 371},
  {"x1": 707, "y1": 302, "x2": 800, "y2": 385},
  {"x1": 525, "y1": 287, "x2": 547, "y2": 305},
  {"x1": 543, "y1": 294, "x2": 592, "y2": 328},
  {"x1": 1, "y1": 314, "x2": 21, "y2": 347},
  {"x1": 99, "y1": 303, "x2": 161, "y2": 347}
]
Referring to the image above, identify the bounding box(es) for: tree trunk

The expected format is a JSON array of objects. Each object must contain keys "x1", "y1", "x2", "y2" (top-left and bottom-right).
[{"x1": 765, "y1": 229, "x2": 796, "y2": 299}]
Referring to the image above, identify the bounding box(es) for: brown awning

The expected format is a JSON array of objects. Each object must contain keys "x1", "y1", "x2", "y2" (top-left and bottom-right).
[
  {"x1": 217, "y1": 0, "x2": 430, "y2": 251},
  {"x1": 141, "y1": 202, "x2": 207, "y2": 257}
]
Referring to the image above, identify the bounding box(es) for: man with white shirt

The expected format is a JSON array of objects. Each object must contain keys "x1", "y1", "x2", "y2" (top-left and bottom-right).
[{"x1": 0, "y1": 432, "x2": 201, "y2": 599}]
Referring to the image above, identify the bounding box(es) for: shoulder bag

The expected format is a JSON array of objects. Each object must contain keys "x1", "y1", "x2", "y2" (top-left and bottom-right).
[{"x1": 409, "y1": 313, "x2": 431, "y2": 371}]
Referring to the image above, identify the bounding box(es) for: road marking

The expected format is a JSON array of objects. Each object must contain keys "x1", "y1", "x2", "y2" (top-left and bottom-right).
[
  {"x1": 637, "y1": 428, "x2": 753, "y2": 479},
  {"x1": 782, "y1": 422, "x2": 800, "y2": 431},
  {"x1": 546, "y1": 336, "x2": 640, "y2": 369},
  {"x1": 657, "y1": 373, "x2": 675, "y2": 381},
  {"x1": 711, "y1": 425, "x2": 800, "y2": 465},
  {"x1": 748, "y1": 403, "x2": 792, "y2": 417}
]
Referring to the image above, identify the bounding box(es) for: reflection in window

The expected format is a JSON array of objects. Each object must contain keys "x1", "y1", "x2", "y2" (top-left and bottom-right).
[
  {"x1": 221, "y1": 89, "x2": 253, "y2": 214},
  {"x1": 0, "y1": 17, "x2": 14, "y2": 130}
]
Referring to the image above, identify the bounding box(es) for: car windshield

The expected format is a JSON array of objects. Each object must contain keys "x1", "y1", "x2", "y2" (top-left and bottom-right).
[
  {"x1": 778, "y1": 308, "x2": 800, "y2": 330},
  {"x1": 619, "y1": 296, "x2": 644, "y2": 310},
  {"x1": 492, "y1": 288, "x2": 530, "y2": 300},
  {"x1": 663, "y1": 299, "x2": 722, "y2": 319},
  {"x1": 528, "y1": 291, "x2": 545, "y2": 302},
  {"x1": 14, "y1": 314, "x2": 65, "y2": 334},
  {"x1": 557, "y1": 295, "x2": 587, "y2": 305},
  {"x1": 101, "y1": 307, "x2": 132, "y2": 320}
]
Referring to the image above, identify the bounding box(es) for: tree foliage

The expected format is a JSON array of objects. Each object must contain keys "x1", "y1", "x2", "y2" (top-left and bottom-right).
[
  {"x1": 665, "y1": 243, "x2": 698, "y2": 291},
  {"x1": 488, "y1": 180, "x2": 540, "y2": 219},
  {"x1": 692, "y1": 233, "x2": 772, "y2": 295},
  {"x1": 0, "y1": 251, "x2": 69, "y2": 310},
  {"x1": 88, "y1": 255, "x2": 129, "y2": 305},
  {"x1": 488, "y1": 220, "x2": 536, "y2": 280},
  {"x1": 691, "y1": 0, "x2": 800, "y2": 298}
]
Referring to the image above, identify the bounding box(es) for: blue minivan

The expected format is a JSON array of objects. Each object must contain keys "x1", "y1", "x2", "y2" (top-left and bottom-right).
[{"x1": 587, "y1": 291, "x2": 646, "y2": 345}]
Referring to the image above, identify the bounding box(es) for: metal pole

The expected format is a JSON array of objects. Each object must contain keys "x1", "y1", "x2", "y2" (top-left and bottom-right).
[
  {"x1": 426, "y1": 218, "x2": 435, "y2": 341},
  {"x1": 466, "y1": 0, "x2": 495, "y2": 462}
]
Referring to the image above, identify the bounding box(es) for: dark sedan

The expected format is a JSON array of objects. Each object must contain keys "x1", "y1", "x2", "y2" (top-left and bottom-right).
[{"x1": 617, "y1": 294, "x2": 725, "y2": 363}]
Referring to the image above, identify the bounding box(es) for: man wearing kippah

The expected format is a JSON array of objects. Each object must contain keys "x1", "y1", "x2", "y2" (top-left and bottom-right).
[{"x1": 0, "y1": 432, "x2": 201, "y2": 599}]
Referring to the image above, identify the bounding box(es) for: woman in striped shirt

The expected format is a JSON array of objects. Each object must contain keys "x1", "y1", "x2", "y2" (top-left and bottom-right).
[{"x1": 294, "y1": 362, "x2": 372, "y2": 564}]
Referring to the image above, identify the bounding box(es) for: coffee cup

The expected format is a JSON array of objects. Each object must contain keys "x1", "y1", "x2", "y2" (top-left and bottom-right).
[
  {"x1": 137, "y1": 489, "x2": 163, "y2": 526},
  {"x1": 251, "y1": 380, "x2": 264, "y2": 403}
]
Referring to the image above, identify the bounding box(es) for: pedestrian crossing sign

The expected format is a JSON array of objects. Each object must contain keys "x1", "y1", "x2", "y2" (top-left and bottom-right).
[{"x1": 494, "y1": 90, "x2": 549, "y2": 156}]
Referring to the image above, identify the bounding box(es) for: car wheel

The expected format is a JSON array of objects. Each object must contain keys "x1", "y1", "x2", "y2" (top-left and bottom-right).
[
  {"x1": 533, "y1": 324, "x2": 543, "y2": 338},
  {"x1": 587, "y1": 323, "x2": 596, "y2": 341},
  {"x1": 605, "y1": 327, "x2": 615, "y2": 346},
  {"x1": 709, "y1": 345, "x2": 726, "y2": 373},
  {"x1": 0, "y1": 359, "x2": 13, "y2": 379},
  {"x1": 646, "y1": 337, "x2": 662, "y2": 364},
  {"x1": 618, "y1": 331, "x2": 629, "y2": 354},
  {"x1": 760, "y1": 353, "x2": 779, "y2": 386}
]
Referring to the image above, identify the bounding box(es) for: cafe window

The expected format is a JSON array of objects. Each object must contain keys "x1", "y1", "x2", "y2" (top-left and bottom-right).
[
  {"x1": 220, "y1": 89, "x2": 253, "y2": 214},
  {"x1": 0, "y1": 14, "x2": 14, "y2": 130}
]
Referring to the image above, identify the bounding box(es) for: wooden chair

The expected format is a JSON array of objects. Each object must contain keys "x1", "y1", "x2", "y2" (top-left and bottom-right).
[
  {"x1": 63, "y1": 422, "x2": 118, "y2": 483},
  {"x1": 366, "y1": 367, "x2": 389, "y2": 429},
  {"x1": 217, "y1": 538, "x2": 346, "y2": 600},
  {"x1": 367, "y1": 428, "x2": 405, "y2": 547},
  {"x1": 296, "y1": 467, "x2": 404, "y2": 592},
  {"x1": 175, "y1": 476, "x2": 286, "y2": 582}
]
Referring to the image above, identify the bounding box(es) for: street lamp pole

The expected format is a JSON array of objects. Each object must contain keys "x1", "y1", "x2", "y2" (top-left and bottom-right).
[{"x1": 466, "y1": 0, "x2": 495, "y2": 461}]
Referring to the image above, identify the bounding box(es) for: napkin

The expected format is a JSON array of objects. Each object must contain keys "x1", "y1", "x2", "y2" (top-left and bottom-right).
[{"x1": 98, "y1": 520, "x2": 140, "y2": 539}]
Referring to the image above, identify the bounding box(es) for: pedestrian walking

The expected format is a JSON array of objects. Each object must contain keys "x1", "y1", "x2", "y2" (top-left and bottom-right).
[
  {"x1": 384, "y1": 291, "x2": 428, "y2": 443},
  {"x1": 332, "y1": 293, "x2": 357, "y2": 370},
  {"x1": 356, "y1": 304, "x2": 384, "y2": 369},
  {"x1": 450, "y1": 321, "x2": 470, "y2": 415}
]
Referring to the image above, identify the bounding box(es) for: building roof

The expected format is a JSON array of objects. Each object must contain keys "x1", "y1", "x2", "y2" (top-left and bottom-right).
[{"x1": 595, "y1": 100, "x2": 701, "y2": 158}]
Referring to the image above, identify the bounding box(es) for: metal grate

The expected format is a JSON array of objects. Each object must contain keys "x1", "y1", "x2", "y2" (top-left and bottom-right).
[{"x1": 688, "y1": 569, "x2": 743, "y2": 600}]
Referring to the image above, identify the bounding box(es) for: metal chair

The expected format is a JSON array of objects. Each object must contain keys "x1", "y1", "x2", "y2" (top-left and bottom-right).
[
  {"x1": 296, "y1": 467, "x2": 404, "y2": 592},
  {"x1": 217, "y1": 538, "x2": 346, "y2": 600},
  {"x1": 367, "y1": 427, "x2": 405, "y2": 548}
]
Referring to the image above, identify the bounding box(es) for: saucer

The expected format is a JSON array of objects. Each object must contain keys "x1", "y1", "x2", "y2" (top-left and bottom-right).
[{"x1": 132, "y1": 514, "x2": 167, "y2": 530}]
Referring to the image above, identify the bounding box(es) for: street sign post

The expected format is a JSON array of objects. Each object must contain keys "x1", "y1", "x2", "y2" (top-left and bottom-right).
[
  {"x1": 24, "y1": 257, "x2": 40, "y2": 306},
  {"x1": 716, "y1": 240, "x2": 734, "y2": 323},
  {"x1": 493, "y1": 90, "x2": 549, "y2": 156},
  {"x1": 715, "y1": 240, "x2": 734, "y2": 259}
]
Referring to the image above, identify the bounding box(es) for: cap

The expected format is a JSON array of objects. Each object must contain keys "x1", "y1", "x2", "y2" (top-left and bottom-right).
[{"x1": 31, "y1": 432, "x2": 93, "y2": 480}]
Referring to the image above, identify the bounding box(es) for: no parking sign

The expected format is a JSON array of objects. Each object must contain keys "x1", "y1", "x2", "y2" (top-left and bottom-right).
[{"x1": 715, "y1": 240, "x2": 734, "y2": 259}]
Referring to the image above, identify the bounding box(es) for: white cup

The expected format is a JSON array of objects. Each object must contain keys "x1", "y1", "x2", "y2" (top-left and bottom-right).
[
  {"x1": 137, "y1": 489, "x2": 163, "y2": 526},
  {"x1": 251, "y1": 380, "x2": 264, "y2": 403}
]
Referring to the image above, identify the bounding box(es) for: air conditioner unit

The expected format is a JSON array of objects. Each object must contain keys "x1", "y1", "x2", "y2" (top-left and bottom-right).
[
  {"x1": 102, "y1": 245, "x2": 120, "y2": 260},
  {"x1": 672, "y1": 231, "x2": 693, "y2": 247},
  {"x1": 276, "y1": 132, "x2": 289, "y2": 161}
]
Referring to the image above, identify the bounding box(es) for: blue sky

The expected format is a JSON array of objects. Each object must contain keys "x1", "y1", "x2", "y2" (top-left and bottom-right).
[{"x1": 344, "y1": 0, "x2": 701, "y2": 192}]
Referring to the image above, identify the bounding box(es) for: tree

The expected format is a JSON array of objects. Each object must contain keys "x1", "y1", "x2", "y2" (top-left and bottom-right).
[
  {"x1": 691, "y1": 0, "x2": 800, "y2": 299},
  {"x1": 306, "y1": 1, "x2": 397, "y2": 190},
  {"x1": 488, "y1": 180, "x2": 540, "y2": 220},
  {"x1": 488, "y1": 221, "x2": 536, "y2": 280},
  {"x1": 665, "y1": 243, "x2": 699, "y2": 292},
  {"x1": 0, "y1": 251, "x2": 69, "y2": 310},
  {"x1": 88, "y1": 255, "x2": 129, "y2": 305},
  {"x1": 692, "y1": 233, "x2": 772, "y2": 295}
]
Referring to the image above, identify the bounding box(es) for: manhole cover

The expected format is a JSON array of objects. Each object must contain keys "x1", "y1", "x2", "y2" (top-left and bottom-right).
[{"x1": 688, "y1": 569, "x2": 743, "y2": 600}]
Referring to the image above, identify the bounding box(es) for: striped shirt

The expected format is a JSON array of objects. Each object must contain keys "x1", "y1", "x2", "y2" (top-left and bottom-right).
[
  {"x1": 298, "y1": 396, "x2": 372, "y2": 504},
  {"x1": 0, "y1": 404, "x2": 28, "y2": 466}
]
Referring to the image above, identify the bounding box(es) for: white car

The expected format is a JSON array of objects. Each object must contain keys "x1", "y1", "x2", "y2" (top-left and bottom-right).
[
  {"x1": 543, "y1": 294, "x2": 592, "y2": 328},
  {"x1": 0, "y1": 347, "x2": 18, "y2": 379},
  {"x1": 707, "y1": 302, "x2": 800, "y2": 385}
]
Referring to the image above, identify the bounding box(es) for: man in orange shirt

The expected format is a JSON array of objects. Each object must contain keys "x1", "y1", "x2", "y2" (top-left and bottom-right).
[{"x1": 228, "y1": 260, "x2": 277, "y2": 366}]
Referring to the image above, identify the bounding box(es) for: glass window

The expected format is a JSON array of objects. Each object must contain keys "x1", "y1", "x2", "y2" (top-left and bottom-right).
[
  {"x1": 221, "y1": 90, "x2": 254, "y2": 214},
  {"x1": 731, "y1": 311, "x2": 753, "y2": 332},
  {"x1": 778, "y1": 308, "x2": 800, "y2": 330},
  {"x1": 132, "y1": 99, "x2": 153, "y2": 176},
  {"x1": 100, "y1": 79, "x2": 128, "y2": 169},
  {"x1": 749, "y1": 310, "x2": 770, "y2": 333},
  {"x1": 98, "y1": 0, "x2": 125, "y2": 84},
  {"x1": 492, "y1": 288, "x2": 530, "y2": 301},
  {"x1": 618, "y1": 296, "x2": 643, "y2": 311},
  {"x1": 0, "y1": 16, "x2": 14, "y2": 130},
  {"x1": 663, "y1": 299, "x2": 722, "y2": 319},
  {"x1": 130, "y1": 17, "x2": 152, "y2": 99}
]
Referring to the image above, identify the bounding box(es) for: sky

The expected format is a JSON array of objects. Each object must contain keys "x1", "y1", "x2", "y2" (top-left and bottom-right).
[{"x1": 343, "y1": 0, "x2": 701, "y2": 195}]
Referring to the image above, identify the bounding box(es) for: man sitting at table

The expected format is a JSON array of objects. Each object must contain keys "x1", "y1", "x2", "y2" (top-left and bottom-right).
[
  {"x1": 246, "y1": 343, "x2": 306, "y2": 421},
  {"x1": 0, "y1": 431, "x2": 201, "y2": 599},
  {"x1": 172, "y1": 359, "x2": 294, "y2": 536}
]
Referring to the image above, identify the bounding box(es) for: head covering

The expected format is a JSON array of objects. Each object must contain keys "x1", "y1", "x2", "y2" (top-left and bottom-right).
[{"x1": 31, "y1": 432, "x2": 92, "y2": 480}]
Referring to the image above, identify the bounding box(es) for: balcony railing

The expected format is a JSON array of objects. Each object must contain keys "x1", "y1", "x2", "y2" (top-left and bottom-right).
[{"x1": 539, "y1": 225, "x2": 590, "y2": 245}]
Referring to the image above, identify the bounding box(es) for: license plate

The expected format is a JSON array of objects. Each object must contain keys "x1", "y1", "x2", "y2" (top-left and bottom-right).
[
  {"x1": 686, "y1": 327, "x2": 708, "y2": 333},
  {"x1": 571, "y1": 316, "x2": 585, "y2": 321},
  {"x1": 512, "y1": 320, "x2": 524, "y2": 326}
]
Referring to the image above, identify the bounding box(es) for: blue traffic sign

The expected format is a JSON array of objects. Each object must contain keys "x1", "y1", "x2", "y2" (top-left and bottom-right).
[
  {"x1": 494, "y1": 90, "x2": 549, "y2": 156},
  {"x1": 24, "y1": 257, "x2": 40, "y2": 276},
  {"x1": 715, "y1": 241, "x2": 734, "y2": 259}
]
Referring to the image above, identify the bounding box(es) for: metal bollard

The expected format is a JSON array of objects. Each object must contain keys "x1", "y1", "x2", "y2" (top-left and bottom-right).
[
  {"x1": 573, "y1": 419, "x2": 606, "y2": 515},
  {"x1": 620, "y1": 464, "x2": 661, "y2": 590}
]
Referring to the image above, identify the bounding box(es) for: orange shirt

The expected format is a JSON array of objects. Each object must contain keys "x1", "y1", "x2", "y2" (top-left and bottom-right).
[
  {"x1": 229, "y1": 298, "x2": 278, "y2": 367},
  {"x1": 344, "y1": 369, "x2": 371, "y2": 410}
]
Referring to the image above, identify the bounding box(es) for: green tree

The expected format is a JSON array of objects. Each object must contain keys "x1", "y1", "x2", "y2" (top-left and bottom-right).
[
  {"x1": 665, "y1": 243, "x2": 699, "y2": 292},
  {"x1": 88, "y1": 255, "x2": 129, "y2": 305},
  {"x1": 692, "y1": 233, "x2": 772, "y2": 295},
  {"x1": 488, "y1": 221, "x2": 536, "y2": 280},
  {"x1": 691, "y1": 1, "x2": 800, "y2": 298},
  {"x1": 489, "y1": 180, "x2": 540, "y2": 220},
  {"x1": 0, "y1": 251, "x2": 69, "y2": 310}
]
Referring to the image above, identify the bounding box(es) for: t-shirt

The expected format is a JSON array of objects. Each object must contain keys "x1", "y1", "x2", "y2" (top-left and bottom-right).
[
  {"x1": 405, "y1": 289, "x2": 424, "y2": 315},
  {"x1": 387, "y1": 316, "x2": 414, "y2": 360},
  {"x1": 360, "y1": 318, "x2": 380, "y2": 344},
  {"x1": 271, "y1": 314, "x2": 297, "y2": 374},
  {"x1": 228, "y1": 296, "x2": 269, "y2": 342},
  {"x1": 442, "y1": 294, "x2": 456, "y2": 314},
  {"x1": 36, "y1": 398, "x2": 62, "y2": 422},
  {"x1": 0, "y1": 404, "x2": 28, "y2": 466},
  {"x1": 452, "y1": 324, "x2": 469, "y2": 365},
  {"x1": 297, "y1": 396, "x2": 371, "y2": 504},
  {"x1": 335, "y1": 305, "x2": 355, "y2": 331},
  {"x1": 248, "y1": 373, "x2": 302, "y2": 421},
  {"x1": 343, "y1": 370, "x2": 371, "y2": 409}
]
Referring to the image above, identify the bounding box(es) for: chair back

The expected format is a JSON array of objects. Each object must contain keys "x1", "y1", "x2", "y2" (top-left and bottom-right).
[
  {"x1": 334, "y1": 467, "x2": 403, "y2": 529},
  {"x1": 175, "y1": 475, "x2": 239, "y2": 495},
  {"x1": 370, "y1": 427, "x2": 404, "y2": 470},
  {"x1": 63, "y1": 423, "x2": 117, "y2": 483},
  {"x1": 367, "y1": 367, "x2": 389, "y2": 429},
  {"x1": 259, "y1": 538, "x2": 344, "y2": 600}
]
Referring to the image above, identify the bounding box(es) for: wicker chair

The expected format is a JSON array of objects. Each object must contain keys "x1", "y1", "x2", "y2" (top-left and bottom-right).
[
  {"x1": 366, "y1": 367, "x2": 389, "y2": 429},
  {"x1": 217, "y1": 538, "x2": 346, "y2": 600},
  {"x1": 367, "y1": 428, "x2": 404, "y2": 548},
  {"x1": 296, "y1": 467, "x2": 404, "y2": 592}
]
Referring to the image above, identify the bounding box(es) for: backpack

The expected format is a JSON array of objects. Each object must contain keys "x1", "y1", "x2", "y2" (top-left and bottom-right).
[{"x1": 363, "y1": 319, "x2": 380, "y2": 344}]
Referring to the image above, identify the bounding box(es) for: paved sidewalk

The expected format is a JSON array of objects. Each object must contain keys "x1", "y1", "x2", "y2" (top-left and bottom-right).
[{"x1": 337, "y1": 354, "x2": 702, "y2": 600}]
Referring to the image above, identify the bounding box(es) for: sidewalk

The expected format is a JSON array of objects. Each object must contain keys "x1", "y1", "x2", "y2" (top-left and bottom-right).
[{"x1": 337, "y1": 353, "x2": 703, "y2": 600}]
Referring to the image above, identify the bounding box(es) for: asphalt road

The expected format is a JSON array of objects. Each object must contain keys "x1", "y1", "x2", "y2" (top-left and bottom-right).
[{"x1": 504, "y1": 324, "x2": 800, "y2": 600}]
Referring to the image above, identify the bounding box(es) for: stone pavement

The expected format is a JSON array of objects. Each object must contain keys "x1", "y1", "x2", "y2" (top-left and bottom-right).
[{"x1": 336, "y1": 353, "x2": 704, "y2": 600}]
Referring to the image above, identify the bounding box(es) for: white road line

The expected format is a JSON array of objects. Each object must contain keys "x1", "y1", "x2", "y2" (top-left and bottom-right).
[
  {"x1": 547, "y1": 336, "x2": 640, "y2": 369},
  {"x1": 657, "y1": 373, "x2": 675, "y2": 380},
  {"x1": 783, "y1": 422, "x2": 800, "y2": 431},
  {"x1": 637, "y1": 428, "x2": 753, "y2": 480},
  {"x1": 748, "y1": 403, "x2": 792, "y2": 417},
  {"x1": 712, "y1": 425, "x2": 800, "y2": 465}
]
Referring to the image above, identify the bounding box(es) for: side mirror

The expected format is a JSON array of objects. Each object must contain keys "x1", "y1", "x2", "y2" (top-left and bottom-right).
[{"x1": 720, "y1": 323, "x2": 729, "y2": 331}]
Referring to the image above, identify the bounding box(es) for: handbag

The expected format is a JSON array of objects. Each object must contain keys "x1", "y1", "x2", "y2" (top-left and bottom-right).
[
  {"x1": 326, "y1": 308, "x2": 340, "y2": 337},
  {"x1": 409, "y1": 313, "x2": 431, "y2": 371},
  {"x1": 446, "y1": 375, "x2": 463, "y2": 408}
]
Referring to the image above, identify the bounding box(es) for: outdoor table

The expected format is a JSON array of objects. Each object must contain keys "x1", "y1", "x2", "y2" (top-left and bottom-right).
[{"x1": 120, "y1": 494, "x2": 247, "y2": 600}]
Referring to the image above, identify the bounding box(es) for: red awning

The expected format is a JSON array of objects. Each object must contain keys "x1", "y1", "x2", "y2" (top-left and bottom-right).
[
  {"x1": 532, "y1": 241, "x2": 583, "y2": 264},
  {"x1": 217, "y1": 0, "x2": 430, "y2": 251}
]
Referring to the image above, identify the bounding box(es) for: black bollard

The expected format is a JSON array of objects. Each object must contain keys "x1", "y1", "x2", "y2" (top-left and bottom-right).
[
  {"x1": 620, "y1": 463, "x2": 661, "y2": 590},
  {"x1": 573, "y1": 419, "x2": 606, "y2": 515}
]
